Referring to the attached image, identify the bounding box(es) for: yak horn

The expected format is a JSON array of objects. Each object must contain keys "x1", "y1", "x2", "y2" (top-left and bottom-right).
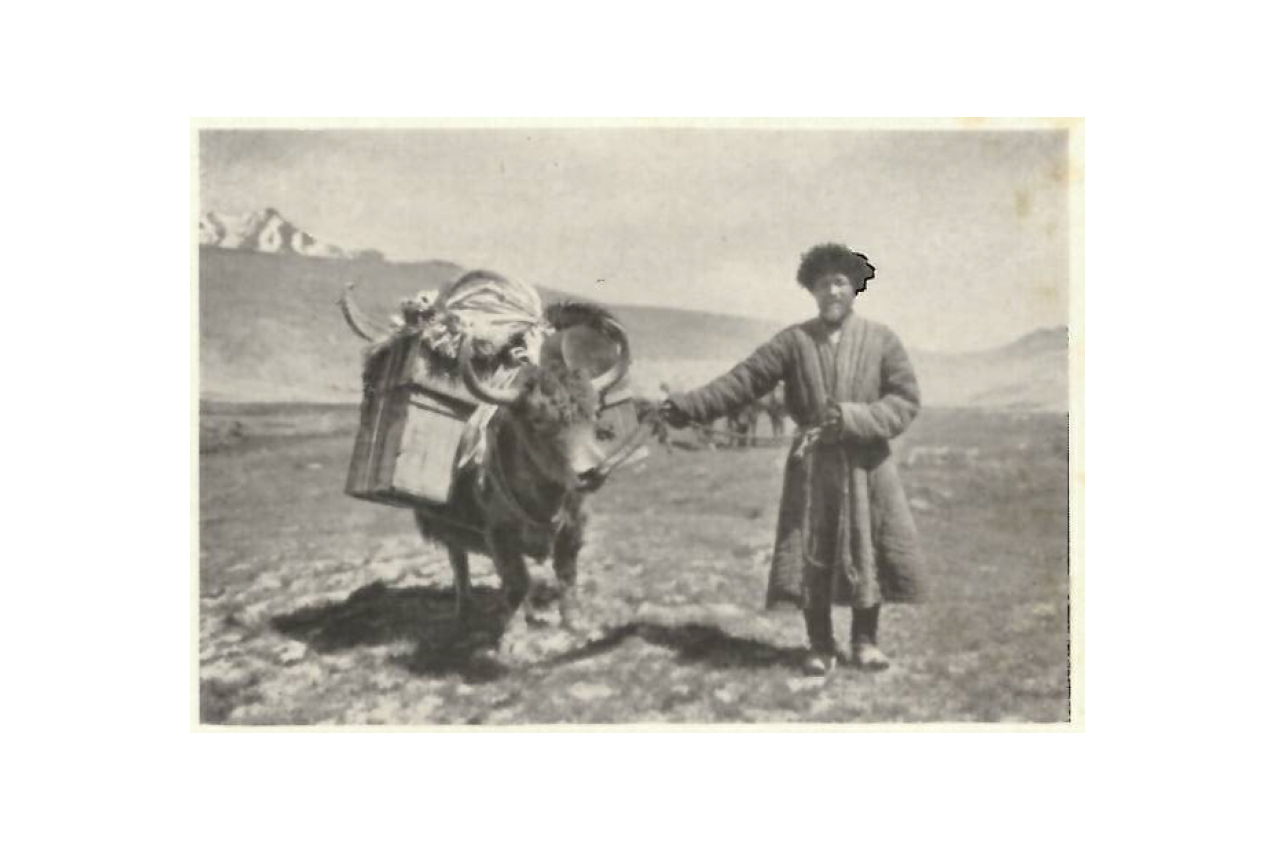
[
  {"x1": 338, "y1": 282, "x2": 388, "y2": 342},
  {"x1": 591, "y1": 318, "x2": 630, "y2": 396},
  {"x1": 460, "y1": 336, "x2": 521, "y2": 406}
]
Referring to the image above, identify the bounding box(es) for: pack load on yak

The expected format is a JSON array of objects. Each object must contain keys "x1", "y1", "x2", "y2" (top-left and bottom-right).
[{"x1": 339, "y1": 269, "x2": 646, "y2": 516}]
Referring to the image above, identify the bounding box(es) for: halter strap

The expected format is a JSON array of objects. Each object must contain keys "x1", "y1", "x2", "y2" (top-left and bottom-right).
[{"x1": 484, "y1": 418, "x2": 567, "y2": 533}]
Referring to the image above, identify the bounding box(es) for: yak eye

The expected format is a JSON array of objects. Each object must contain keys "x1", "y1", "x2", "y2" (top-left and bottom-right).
[{"x1": 596, "y1": 425, "x2": 616, "y2": 441}]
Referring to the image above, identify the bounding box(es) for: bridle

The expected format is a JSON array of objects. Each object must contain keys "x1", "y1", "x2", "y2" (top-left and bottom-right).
[{"x1": 586, "y1": 407, "x2": 660, "y2": 485}]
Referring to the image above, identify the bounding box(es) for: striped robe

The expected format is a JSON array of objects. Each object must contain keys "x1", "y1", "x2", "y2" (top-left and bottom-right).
[{"x1": 668, "y1": 312, "x2": 926, "y2": 608}]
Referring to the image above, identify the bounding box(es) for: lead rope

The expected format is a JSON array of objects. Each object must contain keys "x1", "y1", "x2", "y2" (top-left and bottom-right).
[
  {"x1": 589, "y1": 409, "x2": 660, "y2": 483},
  {"x1": 799, "y1": 332, "x2": 851, "y2": 573},
  {"x1": 793, "y1": 426, "x2": 849, "y2": 571}
]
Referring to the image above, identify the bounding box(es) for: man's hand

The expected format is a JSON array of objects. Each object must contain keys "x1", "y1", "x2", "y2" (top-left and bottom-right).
[
  {"x1": 820, "y1": 401, "x2": 843, "y2": 438},
  {"x1": 659, "y1": 399, "x2": 691, "y2": 429}
]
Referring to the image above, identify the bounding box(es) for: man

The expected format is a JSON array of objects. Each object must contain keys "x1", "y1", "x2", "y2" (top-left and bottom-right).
[{"x1": 661, "y1": 243, "x2": 925, "y2": 676}]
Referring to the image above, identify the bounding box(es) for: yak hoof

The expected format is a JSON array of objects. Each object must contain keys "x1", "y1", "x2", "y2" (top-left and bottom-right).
[
  {"x1": 498, "y1": 613, "x2": 532, "y2": 659},
  {"x1": 561, "y1": 604, "x2": 603, "y2": 642},
  {"x1": 497, "y1": 634, "x2": 530, "y2": 661},
  {"x1": 559, "y1": 596, "x2": 586, "y2": 633}
]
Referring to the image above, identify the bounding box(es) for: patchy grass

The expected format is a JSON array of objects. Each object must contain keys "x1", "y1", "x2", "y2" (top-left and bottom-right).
[{"x1": 197, "y1": 406, "x2": 1071, "y2": 725}]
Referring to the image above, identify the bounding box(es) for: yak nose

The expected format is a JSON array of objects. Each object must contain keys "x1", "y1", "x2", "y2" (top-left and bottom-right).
[
  {"x1": 570, "y1": 455, "x2": 602, "y2": 480},
  {"x1": 577, "y1": 468, "x2": 604, "y2": 492},
  {"x1": 569, "y1": 441, "x2": 607, "y2": 482}
]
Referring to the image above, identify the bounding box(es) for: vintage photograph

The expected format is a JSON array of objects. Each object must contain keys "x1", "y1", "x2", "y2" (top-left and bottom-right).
[{"x1": 195, "y1": 119, "x2": 1080, "y2": 727}]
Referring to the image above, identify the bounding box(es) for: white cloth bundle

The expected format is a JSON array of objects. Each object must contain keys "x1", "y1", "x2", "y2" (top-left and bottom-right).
[{"x1": 438, "y1": 270, "x2": 548, "y2": 351}]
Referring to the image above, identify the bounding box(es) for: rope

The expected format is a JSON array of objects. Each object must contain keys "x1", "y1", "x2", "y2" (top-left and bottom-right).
[
  {"x1": 676, "y1": 420, "x2": 795, "y2": 447},
  {"x1": 591, "y1": 412, "x2": 660, "y2": 481}
]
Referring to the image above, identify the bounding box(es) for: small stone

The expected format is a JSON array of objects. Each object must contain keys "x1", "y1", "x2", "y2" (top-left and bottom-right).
[
  {"x1": 254, "y1": 574, "x2": 283, "y2": 592},
  {"x1": 369, "y1": 560, "x2": 406, "y2": 584},
  {"x1": 786, "y1": 677, "x2": 825, "y2": 693},
  {"x1": 201, "y1": 659, "x2": 255, "y2": 689},
  {"x1": 238, "y1": 601, "x2": 271, "y2": 626},
  {"x1": 277, "y1": 642, "x2": 307, "y2": 664},
  {"x1": 535, "y1": 630, "x2": 575, "y2": 655},
  {"x1": 568, "y1": 682, "x2": 615, "y2": 701}
]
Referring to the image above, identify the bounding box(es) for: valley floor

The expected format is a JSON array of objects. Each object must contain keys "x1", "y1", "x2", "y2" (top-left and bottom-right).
[{"x1": 197, "y1": 407, "x2": 1072, "y2": 725}]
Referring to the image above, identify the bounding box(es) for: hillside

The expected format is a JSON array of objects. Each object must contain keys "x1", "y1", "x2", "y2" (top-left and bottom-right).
[
  {"x1": 913, "y1": 327, "x2": 1068, "y2": 411},
  {"x1": 198, "y1": 246, "x2": 777, "y2": 402},
  {"x1": 198, "y1": 246, "x2": 1066, "y2": 410}
]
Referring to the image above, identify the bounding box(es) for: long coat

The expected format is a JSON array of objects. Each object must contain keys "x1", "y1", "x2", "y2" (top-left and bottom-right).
[{"x1": 668, "y1": 312, "x2": 926, "y2": 609}]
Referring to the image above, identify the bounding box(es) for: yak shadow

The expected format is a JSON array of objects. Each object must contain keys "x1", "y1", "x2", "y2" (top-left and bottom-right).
[
  {"x1": 272, "y1": 581, "x2": 509, "y2": 680},
  {"x1": 273, "y1": 582, "x2": 809, "y2": 681}
]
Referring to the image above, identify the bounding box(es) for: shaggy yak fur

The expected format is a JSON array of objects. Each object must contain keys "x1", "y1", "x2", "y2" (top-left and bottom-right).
[
  {"x1": 544, "y1": 299, "x2": 621, "y2": 337},
  {"x1": 412, "y1": 356, "x2": 607, "y2": 646}
]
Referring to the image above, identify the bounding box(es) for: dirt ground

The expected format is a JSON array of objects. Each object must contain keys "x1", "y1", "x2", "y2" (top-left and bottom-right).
[{"x1": 197, "y1": 406, "x2": 1071, "y2": 725}]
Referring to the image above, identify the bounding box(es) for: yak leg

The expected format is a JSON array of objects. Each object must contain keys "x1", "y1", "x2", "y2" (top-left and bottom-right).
[
  {"x1": 447, "y1": 544, "x2": 473, "y2": 623},
  {"x1": 551, "y1": 522, "x2": 586, "y2": 633},
  {"x1": 488, "y1": 527, "x2": 532, "y2": 656}
]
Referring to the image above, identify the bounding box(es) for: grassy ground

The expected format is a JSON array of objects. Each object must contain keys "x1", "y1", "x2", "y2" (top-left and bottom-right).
[{"x1": 197, "y1": 406, "x2": 1071, "y2": 725}]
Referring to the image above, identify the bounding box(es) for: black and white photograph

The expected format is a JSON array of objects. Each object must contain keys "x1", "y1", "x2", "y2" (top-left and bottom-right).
[{"x1": 194, "y1": 119, "x2": 1082, "y2": 727}]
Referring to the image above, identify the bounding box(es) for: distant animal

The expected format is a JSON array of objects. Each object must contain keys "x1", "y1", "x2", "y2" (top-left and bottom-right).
[
  {"x1": 723, "y1": 385, "x2": 788, "y2": 448},
  {"x1": 762, "y1": 384, "x2": 788, "y2": 438},
  {"x1": 413, "y1": 323, "x2": 628, "y2": 655},
  {"x1": 725, "y1": 403, "x2": 762, "y2": 448}
]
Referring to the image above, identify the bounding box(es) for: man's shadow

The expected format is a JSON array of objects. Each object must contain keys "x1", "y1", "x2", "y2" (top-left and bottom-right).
[
  {"x1": 273, "y1": 580, "x2": 807, "y2": 681},
  {"x1": 545, "y1": 622, "x2": 807, "y2": 671}
]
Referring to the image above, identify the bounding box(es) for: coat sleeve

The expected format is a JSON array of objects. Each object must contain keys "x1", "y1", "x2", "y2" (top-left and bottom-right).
[
  {"x1": 669, "y1": 330, "x2": 790, "y2": 423},
  {"x1": 837, "y1": 327, "x2": 920, "y2": 441}
]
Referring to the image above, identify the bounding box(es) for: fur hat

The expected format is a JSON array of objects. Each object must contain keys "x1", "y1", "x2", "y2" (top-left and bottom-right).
[{"x1": 796, "y1": 243, "x2": 876, "y2": 292}]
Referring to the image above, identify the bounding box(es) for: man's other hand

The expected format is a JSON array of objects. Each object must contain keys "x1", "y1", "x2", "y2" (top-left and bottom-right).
[
  {"x1": 820, "y1": 401, "x2": 843, "y2": 437},
  {"x1": 659, "y1": 400, "x2": 691, "y2": 429}
]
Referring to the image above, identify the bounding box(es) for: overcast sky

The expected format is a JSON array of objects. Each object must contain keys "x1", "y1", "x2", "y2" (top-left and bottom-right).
[{"x1": 200, "y1": 126, "x2": 1069, "y2": 351}]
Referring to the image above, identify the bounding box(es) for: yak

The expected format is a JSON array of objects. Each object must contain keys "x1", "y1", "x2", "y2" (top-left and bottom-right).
[{"x1": 413, "y1": 323, "x2": 628, "y2": 656}]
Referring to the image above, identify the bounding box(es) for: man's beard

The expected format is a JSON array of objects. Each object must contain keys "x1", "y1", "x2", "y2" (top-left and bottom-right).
[{"x1": 820, "y1": 302, "x2": 849, "y2": 324}]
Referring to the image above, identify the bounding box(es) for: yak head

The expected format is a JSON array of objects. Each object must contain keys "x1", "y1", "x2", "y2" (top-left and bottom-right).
[{"x1": 460, "y1": 326, "x2": 628, "y2": 491}]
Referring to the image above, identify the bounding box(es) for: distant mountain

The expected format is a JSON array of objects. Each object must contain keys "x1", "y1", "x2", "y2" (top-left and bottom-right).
[
  {"x1": 199, "y1": 208, "x2": 378, "y2": 261},
  {"x1": 197, "y1": 245, "x2": 1067, "y2": 411},
  {"x1": 913, "y1": 327, "x2": 1068, "y2": 411}
]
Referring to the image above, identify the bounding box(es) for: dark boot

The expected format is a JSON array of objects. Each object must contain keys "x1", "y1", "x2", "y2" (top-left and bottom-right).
[
  {"x1": 802, "y1": 606, "x2": 837, "y2": 676},
  {"x1": 850, "y1": 605, "x2": 890, "y2": 670}
]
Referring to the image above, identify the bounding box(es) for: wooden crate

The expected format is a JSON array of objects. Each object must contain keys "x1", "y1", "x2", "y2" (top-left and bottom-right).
[
  {"x1": 345, "y1": 335, "x2": 479, "y2": 508},
  {"x1": 346, "y1": 328, "x2": 644, "y2": 510}
]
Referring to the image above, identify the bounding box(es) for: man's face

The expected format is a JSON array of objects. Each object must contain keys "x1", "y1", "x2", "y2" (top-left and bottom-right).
[{"x1": 812, "y1": 272, "x2": 857, "y2": 324}]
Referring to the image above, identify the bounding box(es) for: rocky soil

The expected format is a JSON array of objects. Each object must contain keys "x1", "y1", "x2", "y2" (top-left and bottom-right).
[{"x1": 197, "y1": 407, "x2": 1071, "y2": 725}]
